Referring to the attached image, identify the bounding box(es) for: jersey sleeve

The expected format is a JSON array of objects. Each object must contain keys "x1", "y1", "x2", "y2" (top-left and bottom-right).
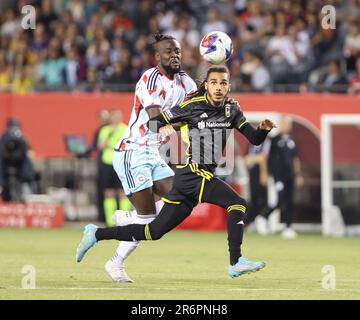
[
  {"x1": 148, "y1": 104, "x2": 193, "y2": 132},
  {"x1": 232, "y1": 105, "x2": 249, "y2": 130},
  {"x1": 160, "y1": 104, "x2": 193, "y2": 125},
  {"x1": 136, "y1": 71, "x2": 163, "y2": 108}
]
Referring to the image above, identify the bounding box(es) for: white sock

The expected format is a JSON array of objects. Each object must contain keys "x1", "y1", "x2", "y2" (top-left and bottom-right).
[
  {"x1": 155, "y1": 200, "x2": 164, "y2": 215},
  {"x1": 111, "y1": 241, "x2": 140, "y2": 266},
  {"x1": 111, "y1": 211, "x2": 157, "y2": 267},
  {"x1": 135, "y1": 213, "x2": 156, "y2": 224},
  {"x1": 114, "y1": 209, "x2": 136, "y2": 226}
]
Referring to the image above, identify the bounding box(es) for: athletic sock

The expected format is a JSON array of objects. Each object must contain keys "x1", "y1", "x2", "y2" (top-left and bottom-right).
[
  {"x1": 111, "y1": 212, "x2": 156, "y2": 266},
  {"x1": 155, "y1": 200, "x2": 164, "y2": 215},
  {"x1": 227, "y1": 210, "x2": 245, "y2": 265},
  {"x1": 96, "y1": 225, "x2": 146, "y2": 241},
  {"x1": 135, "y1": 213, "x2": 157, "y2": 225},
  {"x1": 119, "y1": 198, "x2": 132, "y2": 211},
  {"x1": 111, "y1": 241, "x2": 139, "y2": 266},
  {"x1": 104, "y1": 197, "x2": 117, "y2": 226}
]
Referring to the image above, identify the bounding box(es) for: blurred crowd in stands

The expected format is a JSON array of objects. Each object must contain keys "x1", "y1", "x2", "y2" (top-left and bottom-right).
[{"x1": 0, "y1": 0, "x2": 360, "y2": 94}]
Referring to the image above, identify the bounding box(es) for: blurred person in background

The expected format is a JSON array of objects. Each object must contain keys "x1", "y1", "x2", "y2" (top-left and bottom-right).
[
  {"x1": 97, "y1": 108, "x2": 131, "y2": 226},
  {"x1": 0, "y1": 49, "x2": 11, "y2": 91},
  {"x1": 244, "y1": 136, "x2": 271, "y2": 232},
  {"x1": 258, "y1": 116, "x2": 304, "y2": 239},
  {"x1": 0, "y1": 119, "x2": 38, "y2": 202},
  {"x1": 343, "y1": 21, "x2": 360, "y2": 74},
  {"x1": 202, "y1": 7, "x2": 228, "y2": 36},
  {"x1": 240, "y1": 50, "x2": 270, "y2": 92},
  {"x1": 12, "y1": 65, "x2": 33, "y2": 94},
  {"x1": 349, "y1": 56, "x2": 360, "y2": 95},
  {"x1": 317, "y1": 59, "x2": 348, "y2": 93},
  {"x1": 36, "y1": 41, "x2": 66, "y2": 88},
  {"x1": 83, "y1": 108, "x2": 111, "y2": 223}
]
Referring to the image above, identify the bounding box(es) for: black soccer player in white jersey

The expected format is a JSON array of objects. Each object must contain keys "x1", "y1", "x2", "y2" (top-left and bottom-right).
[
  {"x1": 77, "y1": 66, "x2": 277, "y2": 279},
  {"x1": 104, "y1": 34, "x2": 197, "y2": 282}
]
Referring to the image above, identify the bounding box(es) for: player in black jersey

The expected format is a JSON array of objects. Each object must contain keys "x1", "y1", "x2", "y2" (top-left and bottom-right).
[{"x1": 77, "y1": 66, "x2": 276, "y2": 278}]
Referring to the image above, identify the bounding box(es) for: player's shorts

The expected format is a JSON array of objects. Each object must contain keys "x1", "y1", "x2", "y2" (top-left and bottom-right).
[
  {"x1": 163, "y1": 163, "x2": 214, "y2": 207},
  {"x1": 100, "y1": 162, "x2": 123, "y2": 189},
  {"x1": 113, "y1": 145, "x2": 174, "y2": 196}
]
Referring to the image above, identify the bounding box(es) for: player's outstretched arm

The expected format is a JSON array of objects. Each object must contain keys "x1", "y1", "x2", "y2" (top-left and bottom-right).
[{"x1": 239, "y1": 120, "x2": 276, "y2": 145}]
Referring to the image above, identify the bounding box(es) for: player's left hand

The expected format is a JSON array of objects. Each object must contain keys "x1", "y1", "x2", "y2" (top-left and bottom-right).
[{"x1": 259, "y1": 119, "x2": 277, "y2": 131}]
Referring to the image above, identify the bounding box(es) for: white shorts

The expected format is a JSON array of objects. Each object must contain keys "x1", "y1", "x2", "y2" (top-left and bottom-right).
[{"x1": 113, "y1": 146, "x2": 174, "y2": 196}]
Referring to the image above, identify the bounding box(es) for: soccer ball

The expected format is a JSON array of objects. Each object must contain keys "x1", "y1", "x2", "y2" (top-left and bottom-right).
[{"x1": 199, "y1": 31, "x2": 233, "y2": 65}]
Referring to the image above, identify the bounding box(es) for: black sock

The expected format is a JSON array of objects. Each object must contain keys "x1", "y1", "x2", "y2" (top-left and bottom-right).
[
  {"x1": 95, "y1": 225, "x2": 146, "y2": 241},
  {"x1": 227, "y1": 211, "x2": 244, "y2": 265}
]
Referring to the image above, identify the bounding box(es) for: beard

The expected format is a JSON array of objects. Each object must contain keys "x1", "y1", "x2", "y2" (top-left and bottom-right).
[{"x1": 162, "y1": 63, "x2": 181, "y2": 76}]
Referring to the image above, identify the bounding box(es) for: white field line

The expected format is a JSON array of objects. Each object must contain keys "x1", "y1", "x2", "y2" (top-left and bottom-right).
[{"x1": 10, "y1": 287, "x2": 360, "y2": 293}]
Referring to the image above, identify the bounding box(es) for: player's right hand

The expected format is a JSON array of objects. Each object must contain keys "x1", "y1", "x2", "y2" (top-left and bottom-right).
[{"x1": 159, "y1": 124, "x2": 176, "y2": 138}]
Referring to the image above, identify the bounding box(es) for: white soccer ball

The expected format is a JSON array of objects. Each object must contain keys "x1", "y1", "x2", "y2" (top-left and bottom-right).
[{"x1": 199, "y1": 31, "x2": 233, "y2": 65}]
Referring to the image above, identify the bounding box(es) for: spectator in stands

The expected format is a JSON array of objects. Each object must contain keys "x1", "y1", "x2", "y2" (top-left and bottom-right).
[
  {"x1": 0, "y1": 0, "x2": 357, "y2": 93},
  {"x1": 318, "y1": 60, "x2": 348, "y2": 93},
  {"x1": 349, "y1": 57, "x2": 360, "y2": 95},
  {"x1": 202, "y1": 8, "x2": 227, "y2": 36},
  {"x1": 0, "y1": 49, "x2": 11, "y2": 91},
  {"x1": 0, "y1": 9, "x2": 20, "y2": 38},
  {"x1": 105, "y1": 60, "x2": 132, "y2": 89},
  {"x1": 343, "y1": 22, "x2": 360, "y2": 73},
  {"x1": 240, "y1": 50, "x2": 270, "y2": 92},
  {"x1": 36, "y1": 42, "x2": 66, "y2": 87},
  {"x1": 266, "y1": 23, "x2": 295, "y2": 85},
  {"x1": 12, "y1": 66, "x2": 33, "y2": 94}
]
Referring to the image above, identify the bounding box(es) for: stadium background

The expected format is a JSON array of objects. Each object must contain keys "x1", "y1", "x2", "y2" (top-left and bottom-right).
[{"x1": 0, "y1": 0, "x2": 360, "y2": 300}]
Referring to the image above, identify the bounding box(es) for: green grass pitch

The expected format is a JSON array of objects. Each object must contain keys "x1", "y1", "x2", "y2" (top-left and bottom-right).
[{"x1": 0, "y1": 227, "x2": 359, "y2": 300}]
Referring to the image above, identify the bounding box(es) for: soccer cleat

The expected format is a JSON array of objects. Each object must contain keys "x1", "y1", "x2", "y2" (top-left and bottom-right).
[
  {"x1": 105, "y1": 260, "x2": 134, "y2": 283},
  {"x1": 228, "y1": 257, "x2": 266, "y2": 278},
  {"x1": 254, "y1": 216, "x2": 269, "y2": 236},
  {"x1": 281, "y1": 227, "x2": 298, "y2": 239},
  {"x1": 76, "y1": 224, "x2": 98, "y2": 263},
  {"x1": 114, "y1": 210, "x2": 135, "y2": 226}
]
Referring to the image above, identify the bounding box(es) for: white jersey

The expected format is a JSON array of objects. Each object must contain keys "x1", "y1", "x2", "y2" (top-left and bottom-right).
[{"x1": 115, "y1": 66, "x2": 197, "y2": 151}]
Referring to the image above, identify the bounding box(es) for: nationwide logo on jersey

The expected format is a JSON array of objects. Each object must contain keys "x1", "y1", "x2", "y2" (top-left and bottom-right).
[
  {"x1": 198, "y1": 120, "x2": 206, "y2": 129},
  {"x1": 198, "y1": 121, "x2": 231, "y2": 129},
  {"x1": 200, "y1": 112, "x2": 208, "y2": 118}
]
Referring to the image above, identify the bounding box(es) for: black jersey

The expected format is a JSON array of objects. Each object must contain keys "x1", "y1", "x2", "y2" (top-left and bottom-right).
[{"x1": 150, "y1": 95, "x2": 269, "y2": 173}]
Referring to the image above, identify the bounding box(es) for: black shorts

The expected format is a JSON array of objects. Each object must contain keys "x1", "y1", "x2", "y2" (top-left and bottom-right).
[
  {"x1": 99, "y1": 163, "x2": 122, "y2": 190},
  {"x1": 163, "y1": 162, "x2": 247, "y2": 214},
  {"x1": 163, "y1": 163, "x2": 214, "y2": 207}
]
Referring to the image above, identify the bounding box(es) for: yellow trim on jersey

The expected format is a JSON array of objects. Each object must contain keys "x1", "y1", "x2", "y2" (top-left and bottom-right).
[
  {"x1": 188, "y1": 162, "x2": 213, "y2": 181},
  {"x1": 179, "y1": 123, "x2": 191, "y2": 166},
  {"x1": 198, "y1": 177, "x2": 206, "y2": 203},
  {"x1": 180, "y1": 96, "x2": 207, "y2": 108},
  {"x1": 161, "y1": 197, "x2": 181, "y2": 205},
  {"x1": 238, "y1": 120, "x2": 249, "y2": 130},
  {"x1": 162, "y1": 112, "x2": 170, "y2": 124},
  {"x1": 144, "y1": 224, "x2": 152, "y2": 240},
  {"x1": 227, "y1": 204, "x2": 247, "y2": 213}
]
